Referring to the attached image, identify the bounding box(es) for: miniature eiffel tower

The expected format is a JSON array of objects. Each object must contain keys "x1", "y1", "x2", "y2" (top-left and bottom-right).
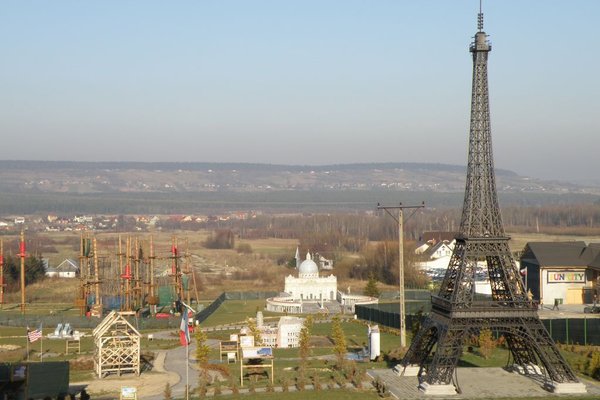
[{"x1": 399, "y1": 6, "x2": 585, "y2": 395}]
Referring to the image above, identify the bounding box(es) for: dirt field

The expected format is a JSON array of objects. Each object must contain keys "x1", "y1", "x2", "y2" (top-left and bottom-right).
[{"x1": 76, "y1": 350, "x2": 179, "y2": 398}]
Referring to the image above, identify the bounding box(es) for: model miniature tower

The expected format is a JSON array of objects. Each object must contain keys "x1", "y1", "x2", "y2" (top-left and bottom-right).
[{"x1": 400, "y1": 5, "x2": 585, "y2": 395}]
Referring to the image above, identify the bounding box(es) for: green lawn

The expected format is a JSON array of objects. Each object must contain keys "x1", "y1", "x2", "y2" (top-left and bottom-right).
[
  {"x1": 201, "y1": 300, "x2": 270, "y2": 326},
  {"x1": 0, "y1": 325, "x2": 179, "y2": 381}
]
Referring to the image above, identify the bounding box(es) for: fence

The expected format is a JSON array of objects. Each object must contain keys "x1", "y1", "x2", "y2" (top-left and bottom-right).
[
  {"x1": 543, "y1": 318, "x2": 600, "y2": 346},
  {"x1": 0, "y1": 291, "x2": 279, "y2": 330},
  {"x1": 355, "y1": 302, "x2": 600, "y2": 346}
]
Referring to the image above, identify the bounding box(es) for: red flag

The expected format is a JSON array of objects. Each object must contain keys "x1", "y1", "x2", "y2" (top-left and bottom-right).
[{"x1": 179, "y1": 310, "x2": 190, "y2": 346}]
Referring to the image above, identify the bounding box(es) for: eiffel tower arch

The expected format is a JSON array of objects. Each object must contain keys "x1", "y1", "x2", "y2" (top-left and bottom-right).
[{"x1": 398, "y1": 6, "x2": 586, "y2": 395}]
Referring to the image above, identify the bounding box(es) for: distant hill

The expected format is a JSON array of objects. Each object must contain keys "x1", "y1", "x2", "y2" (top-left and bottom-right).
[
  {"x1": 0, "y1": 160, "x2": 595, "y2": 195},
  {"x1": 0, "y1": 160, "x2": 599, "y2": 214}
]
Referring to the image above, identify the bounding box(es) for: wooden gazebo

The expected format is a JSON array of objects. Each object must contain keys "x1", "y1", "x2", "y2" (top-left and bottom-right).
[{"x1": 93, "y1": 311, "x2": 141, "y2": 378}]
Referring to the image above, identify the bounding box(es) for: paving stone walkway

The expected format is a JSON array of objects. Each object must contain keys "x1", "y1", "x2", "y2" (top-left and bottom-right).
[{"x1": 368, "y1": 367, "x2": 600, "y2": 399}]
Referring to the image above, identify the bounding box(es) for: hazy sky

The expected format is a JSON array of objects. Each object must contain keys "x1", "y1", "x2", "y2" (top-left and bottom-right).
[{"x1": 1, "y1": 1, "x2": 598, "y2": 181}]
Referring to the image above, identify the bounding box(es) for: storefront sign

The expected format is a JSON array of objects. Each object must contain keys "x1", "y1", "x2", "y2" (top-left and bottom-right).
[{"x1": 547, "y1": 271, "x2": 585, "y2": 283}]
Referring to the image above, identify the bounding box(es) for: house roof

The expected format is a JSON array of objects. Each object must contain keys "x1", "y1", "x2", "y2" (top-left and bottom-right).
[
  {"x1": 56, "y1": 258, "x2": 79, "y2": 272},
  {"x1": 587, "y1": 244, "x2": 600, "y2": 270},
  {"x1": 521, "y1": 241, "x2": 589, "y2": 267},
  {"x1": 421, "y1": 231, "x2": 459, "y2": 244},
  {"x1": 423, "y1": 242, "x2": 452, "y2": 258},
  {"x1": 93, "y1": 310, "x2": 141, "y2": 339}
]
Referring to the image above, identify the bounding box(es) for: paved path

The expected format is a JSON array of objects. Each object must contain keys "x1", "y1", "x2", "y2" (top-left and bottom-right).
[{"x1": 369, "y1": 367, "x2": 600, "y2": 399}]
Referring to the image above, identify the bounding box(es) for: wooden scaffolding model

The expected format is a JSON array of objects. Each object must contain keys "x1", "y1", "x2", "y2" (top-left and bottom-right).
[{"x1": 93, "y1": 311, "x2": 141, "y2": 378}]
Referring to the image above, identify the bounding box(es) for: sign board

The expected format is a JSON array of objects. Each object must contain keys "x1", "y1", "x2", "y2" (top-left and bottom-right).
[
  {"x1": 121, "y1": 387, "x2": 137, "y2": 400},
  {"x1": 12, "y1": 365, "x2": 26, "y2": 381},
  {"x1": 239, "y1": 335, "x2": 255, "y2": 348},
  {"x1": 230, "y1": 334, "x2": 239, "y2": 342},
  {"x1": 221, "y1": 341, "x2": 238, "y2": 350},
  {"x1": 242, "y1": 347, "x2": 273, "y2": 359},
  {"x1": 547, "y1": 271, "x2": 586, "y2": 284}
]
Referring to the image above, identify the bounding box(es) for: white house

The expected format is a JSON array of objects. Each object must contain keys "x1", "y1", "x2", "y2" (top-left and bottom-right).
[{"x1": 54, "y1": 259, "x2": 80, "y2": 278}]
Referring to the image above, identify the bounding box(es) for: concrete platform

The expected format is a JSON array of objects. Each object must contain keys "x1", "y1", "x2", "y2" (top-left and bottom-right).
[{"x1": 368, "y1": 367, "x2": 600, "y2": 399}]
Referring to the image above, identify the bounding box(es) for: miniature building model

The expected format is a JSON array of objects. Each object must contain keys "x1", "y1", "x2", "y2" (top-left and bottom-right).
[
  {"x1": 93, "y1": 311, "x2": 141, "y2": 378},
  {"x1": 277, "y1": 316, "x2": 303, "y2": 348},
  {"x1": 285, "y1": 252, "x2": 337, "y2": 301},
  {"x1": 267, "y1": 251, "x2": 377, "y2": 313}
]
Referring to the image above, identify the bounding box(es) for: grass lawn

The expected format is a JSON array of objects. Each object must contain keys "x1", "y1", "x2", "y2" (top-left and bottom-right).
[
  {"x1": 201, "y1": 300, "x2": 270, "y2": 326},
  {"x1": 0, "y1": 325, "x2": 179, "y2": 381}
]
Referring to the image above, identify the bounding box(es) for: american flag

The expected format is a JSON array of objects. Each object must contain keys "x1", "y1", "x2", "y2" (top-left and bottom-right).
[{"x1": 27, "y1": 325, "x2": 42, "y2": 343}]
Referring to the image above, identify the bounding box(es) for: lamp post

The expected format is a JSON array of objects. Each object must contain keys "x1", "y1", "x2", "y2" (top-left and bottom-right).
[{"x1": 377, "y1": 202, "x2": 424, "y2": 347}]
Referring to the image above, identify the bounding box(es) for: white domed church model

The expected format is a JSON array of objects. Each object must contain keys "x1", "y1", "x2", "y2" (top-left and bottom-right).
[
  {"x1": 285, "y1": 252, "x2": 337, "y2": 302},
  {"x1": 266, "y1": 250, "x2": 378, "y2": 314}
]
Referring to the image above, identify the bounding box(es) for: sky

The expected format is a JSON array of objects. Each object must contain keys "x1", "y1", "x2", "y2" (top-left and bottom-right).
[{"x1": 1, "y1": 1, "x2": 598, "y2": 181}]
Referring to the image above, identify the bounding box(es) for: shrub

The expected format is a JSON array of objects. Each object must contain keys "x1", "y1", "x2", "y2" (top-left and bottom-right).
[
  {"x1": 236, "y1": 243, "x2": 253, "y2": 254},
  {"x1": 478, "y1": 329, "x2": 497, "y2": 359}
]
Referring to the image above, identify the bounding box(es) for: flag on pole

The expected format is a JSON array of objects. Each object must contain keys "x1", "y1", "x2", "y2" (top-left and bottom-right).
[
  {"x1": 27, "y1": 324, "x2": 42, "y2": 343},
  {"x1": 179, "y1": 309, "x2": 190, "y2": 346}
]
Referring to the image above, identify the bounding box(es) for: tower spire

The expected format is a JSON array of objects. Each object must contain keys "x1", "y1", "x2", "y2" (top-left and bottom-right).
[{"x1": 478, "y1": 0, "x2": 484, "y2": 31}]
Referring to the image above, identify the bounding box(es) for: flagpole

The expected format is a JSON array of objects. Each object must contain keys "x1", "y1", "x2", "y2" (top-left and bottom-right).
[
  {"x1": 186, "y1": 343, "x2": 189, "y2": 400},
  {"x1": 40, "y1": 329, "x2": 43, "y2": 362},
  {"x1": 26, "y1": 329, "x2": 29, "y2": 362},
  {"x1": 179, "y1": 301, "x2": 194, "y2": 400}
]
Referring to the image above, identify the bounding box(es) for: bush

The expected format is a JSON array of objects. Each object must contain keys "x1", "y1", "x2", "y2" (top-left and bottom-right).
[
  {"x1": 236, "y1": 243, "x2": 253, "y2": 254},
  {"x1": 478, "y1": 329, "x2": 497, "y2": 359},
  {"x1": 204, "y1": 230, "x2": 235, "y2": 249}
]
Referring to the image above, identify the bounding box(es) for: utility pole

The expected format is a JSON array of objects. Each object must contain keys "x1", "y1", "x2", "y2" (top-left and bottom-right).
[
  {"x1": 377, "y1": 202, "x2": 424, "y2": 348},
  {"x1": 0, "y1": 240, "x2": 4, "y2": 309},
  {"x1": 19, "y1": 230, "x2": 26, "y2": 314}
]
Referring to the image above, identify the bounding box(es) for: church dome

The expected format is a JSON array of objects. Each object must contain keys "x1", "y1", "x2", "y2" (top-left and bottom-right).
[{"x1": 298, "y1": 252, "x2": 319, "y2": 277}]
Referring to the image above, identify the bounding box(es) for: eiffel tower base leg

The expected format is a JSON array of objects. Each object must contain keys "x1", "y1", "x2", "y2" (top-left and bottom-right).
[
  {"x1": 547, "y1": 382, "x2": 587, "y2": 394},
  {"x1": 419, "y1": 382, "x2": 457, "y2": 395}
]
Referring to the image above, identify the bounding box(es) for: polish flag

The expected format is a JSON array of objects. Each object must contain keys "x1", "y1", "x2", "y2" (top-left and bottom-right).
[{"x1": 179, "y1": 309, "x2": 190, "y2": 346}]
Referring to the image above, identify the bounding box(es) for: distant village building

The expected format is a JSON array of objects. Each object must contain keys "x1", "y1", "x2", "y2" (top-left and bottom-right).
[
  {"x1": 51, "y1": 259, "x2": 80, "y2": 278},
  {"x1": 520, "y1": 242, "x2": 600, "y2": 306},
  {"x1": 317, "y1": 253, "x2": 334, "y2": 270},
  {"x1": 414, "y1": 231, "x2": 458, "y2": 271}
]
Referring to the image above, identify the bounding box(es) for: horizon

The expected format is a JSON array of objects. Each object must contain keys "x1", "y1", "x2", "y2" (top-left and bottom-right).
[{"x1": 1, "y1": 1, "x2": 598, "y2": 181}]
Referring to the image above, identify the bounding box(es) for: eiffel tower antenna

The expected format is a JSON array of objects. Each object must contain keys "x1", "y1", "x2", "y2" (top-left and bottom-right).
[
  {"x1": 397, "y1": 5, "x2": 586, "y2": 396},
  {"x1": 478, "y1": 0, "x2": 484, "y2": 31}
]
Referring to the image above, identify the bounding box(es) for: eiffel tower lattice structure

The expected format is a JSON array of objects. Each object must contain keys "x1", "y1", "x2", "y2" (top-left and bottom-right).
[{"x1": 399, "y1": 7, "x2": 586, "y2": 396}]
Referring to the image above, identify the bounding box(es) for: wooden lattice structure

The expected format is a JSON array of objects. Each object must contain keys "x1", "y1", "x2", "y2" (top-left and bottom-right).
[{"x1": 93, "y1": 311, "x2": 141, "y2": 378}]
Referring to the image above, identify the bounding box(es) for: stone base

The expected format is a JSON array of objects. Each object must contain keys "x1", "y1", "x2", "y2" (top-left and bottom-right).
[
  {"x1": 548, "y1": 382, "x2": 587, "y2": 394},
  {"x1": 393, "y1": 364, "x2": 420, "y2": 376},
  {"x1": 509, "y1": 364, "x2": 542, "y2": 375},
  {"x1": 419, "y1": 382, "x2": 457, "y2": 395}
]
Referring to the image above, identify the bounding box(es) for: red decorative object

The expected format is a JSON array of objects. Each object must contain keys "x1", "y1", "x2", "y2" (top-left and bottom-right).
[{"x1": 121, "y1": 264, "x2": 132, "y2": 280}]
